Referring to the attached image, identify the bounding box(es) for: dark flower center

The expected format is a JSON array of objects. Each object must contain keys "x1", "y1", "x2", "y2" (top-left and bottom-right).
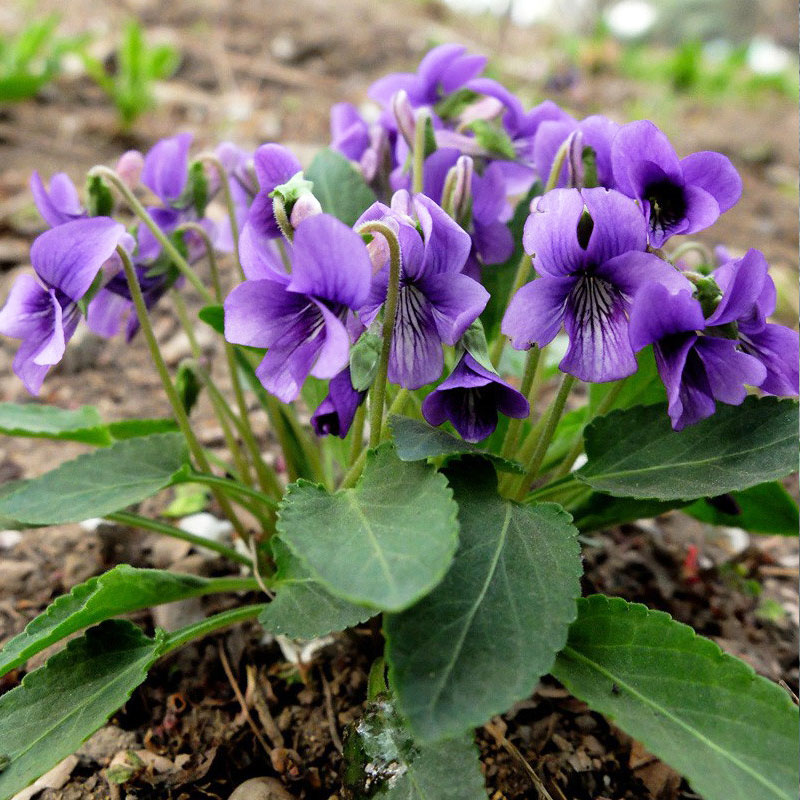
[{"x1": 645, "y1": 179, "x2": 687, "y2": 235}]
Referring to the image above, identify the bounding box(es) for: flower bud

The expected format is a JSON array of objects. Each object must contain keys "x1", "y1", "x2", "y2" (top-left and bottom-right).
[
  {"x1": 451, "y1": 155, "x2": 473, "y2": 222},
  {"x1": 289, "y1": 192, "x2": 323, "y2": 227},
  {"x1": 392, "y1": 89, "x2": 416, "y2": 147},
  {"x1": 115, "y1": 150, "x2": 144, "y2": 189}
]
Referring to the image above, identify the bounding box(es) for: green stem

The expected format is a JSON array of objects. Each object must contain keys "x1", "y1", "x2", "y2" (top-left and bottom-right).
[
  {"x1": 181, "y1": 220, "x2": 282, "y2": 498},
  {"x1": 117, "y1": 245, "x2": 247, "y2": 538},
  {"x1": 197, "y1": 152, "x2": 246, "y2": 280},
  {"x1": 669, "y1": 240, "x2": 713, "y2": 266},
  {"x1": 171, "y1": 288, "x2": 253, "y2": 485},
  {"x1": 106, "y1": 511, "x2": 252, "y2": 567},
  {"x1": 348, "y1": 403, "x2": 367, "y2": 467},
  {"x1": 358, "y1": 222, "x2": 402, "y2": 449},
  {"x1": 512, "y1": 373, "x2": 576, "y2": 501},
  {"x1": 552, "y1": 378, "x2": 627, "y2": 479},
  {"x1": 412, "y1": 109, "x2": 429, "y2": 195},
  {"x1": 90, "y1": 166, "x2": 213, "y2": 302},
  {"x1": 187, "y1": 471, "x2": 279, "y2": 509},
  {"x1": 500, "y1": 345, "x2": 540, "y2": 460},
  {"x1": 489, "y1": 251, "x2": 531, "y2": 365},
  {"x1": 272, "y1": 197, "x2": 294, "y2": 242},
  {"x1": 163, "y1": 604, "x2": 267, "y2": 655},
  {"x1": 544, "y1": 137, "x2": 571, "y2": 193}
]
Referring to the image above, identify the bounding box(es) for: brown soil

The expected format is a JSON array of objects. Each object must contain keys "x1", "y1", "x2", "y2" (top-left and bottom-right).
[{"x1": 0, "y1": 1, "x2": 797, "y2": 798}]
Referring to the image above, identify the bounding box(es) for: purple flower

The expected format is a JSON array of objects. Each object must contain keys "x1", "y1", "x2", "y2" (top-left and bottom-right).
[
  {"x1": 627, "y1": 249, "x2": 796, "y2": 429},
  {"x1": 224, "y1": 214, "x2": 372, "y2": 402},
  {"x1": 0, "y1": 218, "x2": 125, "y2": 394},
  {"x1": 369, "y1": 44, "x2": 487, "y2": 110},
  {"x1": 141, "y1": 132, "x2": 194, "y2": 206},
  {"x1": 311, "y1": 366, "x2": 366, "y2": 438},
  {"x1": 358, "y1": 191, "x2": 489, "y2": 389},
  {"x1": 30, "y1": 172, "x2": 86, "y2": 227},
  {"x1": 422, "y1": 353, "x2": 528, "y2": 442},
  {"x1": 409, "y1": 148, "x2": 513, "y2": 274},
  {"x1": 502, "y1": 188, "x2": 690, "y2": 383},
  {"x1": 330, "y1": 103, "x2": 371, "y2": 161},
  {"x1": 245, "y1": 143, "x2": 303, "y2": 241},
  {"x1": 214, "y1": 142, "x2": 257, "y2": 252},
  {"x1": 611, "y1": 120, "x2": 742, "y2": 248}
]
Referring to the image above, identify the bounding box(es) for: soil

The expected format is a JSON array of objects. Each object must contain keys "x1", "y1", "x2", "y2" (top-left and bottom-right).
[{"x1": 0, "y1": 1, "x2": 797, "y2": 798}]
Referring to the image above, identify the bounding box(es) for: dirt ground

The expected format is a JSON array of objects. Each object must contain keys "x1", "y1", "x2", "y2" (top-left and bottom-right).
[{"x1": 0, "y1": 1, "x2": 797, "y2": 798}]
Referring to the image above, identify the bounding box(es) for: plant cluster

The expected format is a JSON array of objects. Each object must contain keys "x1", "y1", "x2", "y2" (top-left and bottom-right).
[{"x1": 0, "y1": 43, "x2": 797, "y2": 800}]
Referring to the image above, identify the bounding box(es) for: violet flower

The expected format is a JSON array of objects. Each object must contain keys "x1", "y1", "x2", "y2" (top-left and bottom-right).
[
  {"x1": 245, "y1": 143, "x2": 303, "y2": 241},
  {"x1": 0, "y1": 217, "x2": 125, "y2": 394},
  {"x1": 214, "y1": 142, "x2": 258, "y2": 252},
  {"x1": 357, "y1": 191, "x2": 489, "y2": 389},
  {"x1": 611, "y1": 120, "x2": 742, "y2": 248},
  {"x1": 311, "y1": 366, "x2": 366, "y2": 438},
  {"x1": 369, "y1": 44, "x2": 486, "y2": 110},
  {"x1": 224, "y1": 214, "x2": 372, "y2": 402},
  {"x1": 502, "y1": 188, "x2": 690, "y2": 383},
  {"x1": 422, "y1": 353, "x2": 528, "y2": 442},
  {"x1": 30, "y1": 172, "x2": 86, "y2": 227}
]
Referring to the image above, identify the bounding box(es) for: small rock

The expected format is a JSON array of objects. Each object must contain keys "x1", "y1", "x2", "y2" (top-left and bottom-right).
[
  {"x1": 77, "y1": 726, "x2": 140, "y2": 764},
  {"x1": 228, "y1": 776, "x2": 296, "y2": 800},
  {"x1": 0, "y1": 530, "x2": 22, "y2": 549},
  {"x1": 151, "y1": 597, "x2": 205, "y2": 632},
  {"x1": 179, "y1": 512, "x2": 233, "y2": 543},
  {"x1": 0, "y1": 559, "x2": 35, "y2": 592}
]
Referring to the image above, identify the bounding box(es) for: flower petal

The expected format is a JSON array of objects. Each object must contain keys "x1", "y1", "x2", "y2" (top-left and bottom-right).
[
  {"x1": 86, "y1": 288, "x2": 131, "y2": 338},
  {"x1": 706, "y1": 248, "x2": 768, "y2": 327},
  {"x1": 740, "y1": 323, "x2": 799, "y2": 396},
  {"x1": 654, "y1": 335, "x2": 716, "y2": 430},
  {"x1": 309, "y1": 301, "x2": 351, "y2": 380},
  {"x1": 253, "y1": 143, "x2": 302, "y2": 191},
  {"x1": 694, "y1": 336, "x2": 766, "y2": 406},
  {"x1": 414, "y1": 194, "x2": 472, "y2": 277},
  {"x1": 420, "y1": 271, "x2": 489, "y2": 345},
  {"x1": 30, "y1": 217, "x2": 126, "y2": 300},
  {"x1": 288, "y1": 214, "x2": 372, "y2": 309},
  {"x1": 628, "y1": 284, "x2": 705, "y2": 352},
  {"x1": 597, "y1": 250, "x2": 691, "y2": 298},
  {"x1": 389, "y1": 284, "x2": 443, "y2": 389},
  {"x1": 141, "y1": 133, "x2": 192, "y2": 203},
  {"x1": 680, "y1": 151, "x2": 742, "y2": 214},
  {"x1": 561, "y1": 276, "x2": 638, "y2": 382},
  {"x1": 224, "y1": 278, "x2": 306, "y2": 349},
  {"x1": 30, "y1": 172, "x2": 84, "y2": 227},
  {"x1": 502, "y1": 275, "x2": 572, "y2": 350},
  {"x1": 611, "y1": 120, "x2": 681, "y2": 197},
  {"x1": 581, "y1": 187, "x2": 648, "y2": 265},
  {"x1": 522, "y1": 188, "x2": 587, "y2": 277}
]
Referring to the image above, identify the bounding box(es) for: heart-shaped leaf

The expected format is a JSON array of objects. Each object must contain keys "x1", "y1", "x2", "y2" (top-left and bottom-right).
[
  {"x1": 276, "y1": 444, "x2": 458, "y2": 612},
  {"x1": 385, "y1": 458, "x2": 582, "y2": 741}
]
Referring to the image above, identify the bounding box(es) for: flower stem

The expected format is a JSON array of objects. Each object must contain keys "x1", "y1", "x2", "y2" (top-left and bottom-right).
[
  {"x1": 512, "y1": 373, "x2": 576, "y2": 501},
  {"x1": 89, "y1": 165, "x2": 213, "y2": 302},
  {"x1": 163, "y1": 604, "x2": 267, "y2": 655},
  {"x1": 186, "y1": 471, "x2": 279, "y2": 509},
  {"x1": 178, "y1": 221, "x2": 282, "y2": 498},
  {"x1": 117, "y1": 245, "x2": 248, "y2": 538},
  {"x1": 551, "y1": 377, "x2": 627, "y2": 479},
  {"x1": 197, "y1": 152, "x2": 247, "y2": 280},
  {"x1": 359, "y1": 221, "x2": 402, "y2": 449},
  {"x1": 545, "y1": 138, "x2": 571, "y2": 193},
  {"x1": 348, "y1": 403, "x2": 367, "y2": 467},
  {"x1": 669, "y1": 240, "x2": 714, "y2": 266},
  {"x1": 106, "y1": 510, "x2": 253, "y2": 567},
  {"x1": 500, "y1": 345, "x2": 540, "y2": 460}
]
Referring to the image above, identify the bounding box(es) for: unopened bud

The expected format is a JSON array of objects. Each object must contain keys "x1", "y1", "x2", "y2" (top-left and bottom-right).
[
  {"x1": 451, "y1": 155, "x2": 473, "y2": 221},
  {"x1": 115, "y1": 150, "x2": 144, "y2": 189},
  {"x1": 392, "y1": 89, "x2": 416, "y2": 147},
  {"x1": 566, "y1": 130, "x2": 584, "y2": 189},
  {"x1": 289, "y1": 192, "x2": 323, "y2": 227}
]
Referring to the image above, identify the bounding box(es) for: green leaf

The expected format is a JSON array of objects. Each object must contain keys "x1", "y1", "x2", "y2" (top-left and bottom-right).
[
  {"x1": 0, "y1": 403, "x2": 111, "y2": 445},
  {"x1": 389, "y1": 415, "x2": 523, "y2": 473},
  {"x1": 0, "y1": 565, "x2": 226, "y2": 678},
  {"x1": 305, "y1": 149, "x2": 377, "y2": 227},
  {"x1": 577, "y1": 397, "x2": 798, "y2": 501},
  {"x1": 163, "y1": 482, "x2": 210, "y2": 517},
  {"x1": 258, "y1": 540, "x2": 374, "y2": 639},
  {"x1": 342, "y1": 695, "x2": 486, "y2": 800},
  {"x1": 552, "y1": 595, "x2": 799, "y2": 800},
  {"x1": 198, "y1": 303, "x2": 225, "y2": 334},
  {"x1": 276, "y1": 444, "x2": 458, "y2": 612},
  {"x1": 0, "y1": 620, "x2": 165, "y2": 800},
  {"x1": 385, "y1": 458, "x2": 582, "y2": 741},
  {"x1": 0, "y1": 432, "x2": 189, "y2": 525},
  {"x1": 106, "y1": 417, "x2": 178, "y2": 440},
  {"x1": 466, "y1": 119, "x2": 517, "y2": 159},
  {"x1": 684, "y1": 482, "x2": 799, "y2": 536}
]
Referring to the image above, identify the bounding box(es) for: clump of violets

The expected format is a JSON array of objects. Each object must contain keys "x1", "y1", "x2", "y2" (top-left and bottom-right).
[{"x1": 0, "y1": 41, "x2": 796, "y2": 447}]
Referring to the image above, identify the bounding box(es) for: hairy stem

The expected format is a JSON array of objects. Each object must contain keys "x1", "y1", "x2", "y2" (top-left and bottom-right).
[
  {"x1": 512, "y1": 373, "x2": 576, "y2": 501},
  {"x1": 163, "y1": 604, "x2": 267, "y2": 654},
  {"x1": 412, "y1": 109, "x2": 429, "y2": 195},
  {"x1": 489, "y1": 251, "x2": 531, "y2": 365},
  {"x1": 358, "y1": 221, "x2": 402, "y2": 449},
  {"x1": 117, "y1": 245, "x2": 247, "y2": 537},
  {"x1": 89, "y1": 165, "x2": 213, "y2": 302},
  {"x1": 106, "y1": 511, "x2": 252, "y2": 566},
  {"x1": 500, "y1": 345, "x2": 541, "y2": 460}
]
